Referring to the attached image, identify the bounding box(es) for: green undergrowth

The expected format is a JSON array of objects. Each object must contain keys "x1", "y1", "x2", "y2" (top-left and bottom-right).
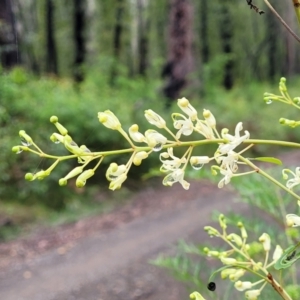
[
  {"x1": 1, "y1": 65, "x2": 300, "y2": 241},
  {"x1": 153, "y1": 169, "x2": 300, "y2": 299}
]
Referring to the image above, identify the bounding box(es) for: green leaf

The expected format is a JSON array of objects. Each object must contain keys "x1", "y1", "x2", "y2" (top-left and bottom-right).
[
  {"x1": 274, "y1": 242, "x2": 300, "y2": 270},
  {"x1": 252, "y1": 157, "x2": 282, "y2": 165}
]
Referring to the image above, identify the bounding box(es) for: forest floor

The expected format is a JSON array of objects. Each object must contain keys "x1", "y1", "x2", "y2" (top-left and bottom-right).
[{"x1": 0, "y1": 151, "x2": 299, "y2": 300}]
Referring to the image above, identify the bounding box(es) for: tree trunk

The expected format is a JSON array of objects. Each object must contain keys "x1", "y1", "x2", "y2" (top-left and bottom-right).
[
  {"x1": 73, "y1": 0, "x2": 86, "y2": 82},
  {"x1": 200, "y1": 0, "x2": 209, "y2": 64},
  {"x1": 0, "y1": 0, "x2": 19, "y2": 68},
  {"x1": 110, "y1": 0, "x2": 124, "y2": 85},
  {"x1": 137, "y1": 0, "x2": 149, "y2": 76},
  {"x1": 219, "y1": 2, "x2": 234, "y2": 90},
  {"x1": 162, "y1": 0, "x2": 194, "y2": 104},
  {"x1": 45, "y1": 0, "x2": 58, "y2": 74}
]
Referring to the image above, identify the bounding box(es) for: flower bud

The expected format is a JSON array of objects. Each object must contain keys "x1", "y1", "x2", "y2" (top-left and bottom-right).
[
  {"x1": 25, "y1": 173, "x2": 34, "y2": 181},
  {"x1": 133, "y1": 151, "x2": 148, "y2": 166},
  {"x1": 177, "y1": 97, "x2": 198, "y2": 121},
  {"x1": 204, "y1": 226, "x2": 219, "y2": 237},
  {"x1": 219, "y1": 214, "x2": 227, "y2": 230},
  {"x1": 273, "y1": 245, "x2": 283, "y2": 261},
  {"x1": 98, "y1": 110, "x2": 121, "y2": 130},
  {"x1": 245, "y1": 289, "x2": 260, "y2": 300},
  {"x1": 203, "y1": 109, "x2": 216, "y2": 128},
  {"x1": 50, "y1": 116, "x2": 68, "y2": 136},
  {"x1": 227, "y1": 233, "x2": 243, "y2": 247},
  {"x1": 128, "y1": 124, "x2": 146, "y2": 143},
  {"x1": 286, "y1": 214, "x2": 300, "y2": 227},
  {"x1": 220, "y1": 257, "x2": 237, "y2": 265},
  {"x1": 221, "y1": 268, "x2": 237, "y2": 279},
  {"x1": 144, "y1": 109, "x2": 166, "y2": 128},
  {"x1": 259, "y1": 233, "x2": 271, "y2": 252},
  {"x1": 237, "y1": 222, "x2": 248, "y2": 239},
  {"x1": 229, "y1": 269, "x2": 245, "y2": 282},
  {"x1": 189, "y1": 292, "x2": 206, "y2": 300},
  {"x1": 19, "y1": 130, "x2": 32, "y2": 146},
  {"x1": 109, "y1": 173, "x2": 127, "y2": 191},
  {"x1": 234, "y1": 281, "x2": 252, "y2": 292},
  {"x1": 75, "y1": 169, "x2": 94, "y2": 188}
]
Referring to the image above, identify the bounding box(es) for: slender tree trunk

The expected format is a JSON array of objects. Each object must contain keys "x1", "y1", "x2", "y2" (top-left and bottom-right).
[
  {"x1": 162, "y1": 0, "x2": 194, "y2": 104},
  {"x1": 110, "y1": 0, "x2": 124, "y2": 85},
  {"x1": 200, "y1": 0, "x2": 209, "y2": 64},
  {"x1": 0, "y1": 0, "x2": 19, "y2": 67},
  {"x1": 219, "y1": 1, "x2": 234, "y2": 90},
  {"x1": 45, "y1": 0, "x2": 58, "y2": 74},
  {"x1": 137, "y1": 0, "x2": 149, "y2": 76},
  {"x1": 73, "y1": 0, "x2": 86, "y2": 82}
]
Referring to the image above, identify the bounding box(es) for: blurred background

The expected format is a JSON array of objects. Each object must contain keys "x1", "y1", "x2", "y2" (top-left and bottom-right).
[{"x1": 0, "y1": 0, "x2": 300, "y2": 259}]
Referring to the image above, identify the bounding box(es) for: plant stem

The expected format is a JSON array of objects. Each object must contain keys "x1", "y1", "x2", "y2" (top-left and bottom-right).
[
  {"x1": 238, "y1": 155, "x2": 300, "y2": 202},
  {"x1": 263, "y1": 0, "x2": 300, "y2": 43},
  {"x1": 267, "y1": 273, "x2": 293, "y2": 300},
  {"x1": 292, "y1": 0, "x2": 300, "y2": 27}
]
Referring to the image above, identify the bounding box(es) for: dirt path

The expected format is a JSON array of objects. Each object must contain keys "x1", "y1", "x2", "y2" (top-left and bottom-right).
[{"x1": 0, "y1": 178, "x2": 246, "y2": 300}]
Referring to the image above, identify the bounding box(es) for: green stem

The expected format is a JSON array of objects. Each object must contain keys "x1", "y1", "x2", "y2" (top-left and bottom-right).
[
  {"x1": 238, "y1": 155, "x2": 300, "y2": 202},
  {"x1": 292, "y1": 0, "x2": 300, "y2": 27},
  {"x1": 263, "y1": 0, "x2": 300, "y2": 43}
]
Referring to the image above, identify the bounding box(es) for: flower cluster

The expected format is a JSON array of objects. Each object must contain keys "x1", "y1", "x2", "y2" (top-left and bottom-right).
[
  {"x1": 203, "y1": 214, "x2": 284, "y2": 300},
  {"x1": 12, "y1": 97, "x2": 254, "y2": 191}
]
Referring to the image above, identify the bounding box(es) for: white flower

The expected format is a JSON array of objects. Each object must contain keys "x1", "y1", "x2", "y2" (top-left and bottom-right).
[
  {"x1": 221, "y1": 268, "x2": 237, "y2": 279},
  {"x1": 172, "y1": 113, "x2": 194, "y2": 139},
  {"x1": 195, "y1": 119, "x2": 215, "y2": 139},
  {"x1": 220, "y1": 257, "x2": 237, "y2": 265},
  {"x1": 217, "y1": 150, "x2": 238, "y2": 172},
  {"x1": 145, "y1": 129, "x2": 167, "y2": 149},
  {"x1": 218, "y1": 168, "x2": 234, "y2": 188},
  {"x1": 160, "y1": 147, "x2": 186, "y2": 172},
  {"x1": 234, "y1": 281, "x2": 253, "y2": 292},
  {"x1": 129, "y1": 124, "x2": 146, "y2": 143},
  {"x1": 190, "y1": 156, "x2": 210, "y2": 169},
  {"x1": 98, "y1": 110, "x2": 121, "y2": 130},
  {"x1": 133, "y1": 151, "x2": 148, "y2": 166},
  {"x1": 144, "y1": 109, "x2": 166, "y2": 128},
  {"x1": 245, "y1": 289, "x2": 261, "y2": 300},
  {"x1": 106, "y1": 163, "x2": 127, "y2": 181},
  {"x1": 259, "y1": 233, "x2": 271, "y2": 252},
  {"x1": 109, "y1": 173, "x2": 127, "y2": 190},
  {"x1": 229, "y1": 269, "x2": 246, "y2": 282},
  {"x1": 162, "y1": 169, "x2": 190, "y2": 190},
  {"x1": 285, "y1": 167, "x2": 300, "y2": 189},
  {"x1": 177, "y1": 97, "x2": 198, "y2": 121},
  {"x1": 203, "y1": 109, "x2": 216, "y2": 128},
  {"x1": 273, "y1": 245, "x2": 283, "y2": 261},
  {"x1": 218, "y1": 122, "x2": 250, "y2": 154},
  {"x1": 286, "y1": 214, "x2": 300, "y2": 227},
  {"x1": 189, "y1": 292, "x2": 206, "y2": 300}
]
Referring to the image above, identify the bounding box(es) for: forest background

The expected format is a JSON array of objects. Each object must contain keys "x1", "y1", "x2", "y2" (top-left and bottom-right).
[{"x1": 0, "y1": 0, "x2": 300, "y2": 241}]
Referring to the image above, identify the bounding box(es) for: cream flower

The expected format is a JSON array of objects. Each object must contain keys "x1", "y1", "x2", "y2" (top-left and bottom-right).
[
  {"x1": 129, "y1": 124, "x2": 146, "y2": 143},
  {"x1": 217, "y1": 150, "x2": 239, "y2": 172},
  {"x1": 259, "y1": 233, "x2": 271, "y2": 252},
  {"x1": 195, "y1": 119, "x2": 215, "y2": 139},
  {"x1": 160, "y1": 147, "x2": 186, "y2": 172},
  {"x1": 284, "y1": 167, "x2": 300, "y2": 189},
  {"x1": 234, "y1": 281, "x2": 253, "y2": 292},
  {"x1": 245, "y1": 289, "x2": 261, "y2": 300},
  {"x1": 218, "y1": 168, "x2": 234, "y2": 188},
  {"x1": 286, "y1": 214, "x2": 300, "y2": 227},
  {"x1": 273, "y1": 245, "x2": 283, "y2": 261},
  {"x1": 219, "y1": 122, "x2": 250, "y2": 154},
  {"x1": 144, "y1": 109, "x2": 166, "y2": 128},
  {"x1": 190, "y1": 156, "x2": 210, "y2": 170},
  {"x1": 177, "y1": 97, "x2": 198, "y2": 121},
  {"x1": 145, "y1": 129, "x2": 167, "y2": 150},
  {"x1": 172, "y1": 113, "x2": 194, "y2": 139},
  {"x1": 203, "y1": 109, "x2": 216, "y2": 129},
  {"x1": 98, "y1": 110, "x2": 121, "y2": 130},
  {"x1": 162, "y1": 169, "x2": 190, "y2": 190}
]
